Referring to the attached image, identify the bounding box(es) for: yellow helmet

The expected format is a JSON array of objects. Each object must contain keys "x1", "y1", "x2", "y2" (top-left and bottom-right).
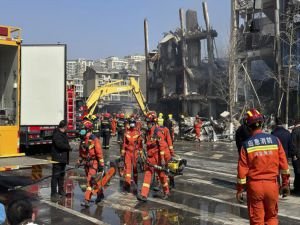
[
  {"x1": 168, "y1": 114, "x2": 173, "y2": 119},
  {"x1": 158, "y1": 119, "x2": 164, "y2": 126},
  {"x1": 158, "y1": 112, "x2": 163, "y2": 118}
]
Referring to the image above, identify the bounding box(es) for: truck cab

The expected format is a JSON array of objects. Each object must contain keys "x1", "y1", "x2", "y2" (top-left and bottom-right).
[{"x1": 0, "y1": 25, "x2": 22, "y2": 156}]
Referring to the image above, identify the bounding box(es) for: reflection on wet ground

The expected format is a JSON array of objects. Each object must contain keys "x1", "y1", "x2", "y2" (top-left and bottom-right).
[
  {"x1": 35, "y1": 170, "x2": 202, "y2": 225},
  {"x1": 0, "y1": 140, "x2": 299, "y2": 224}
]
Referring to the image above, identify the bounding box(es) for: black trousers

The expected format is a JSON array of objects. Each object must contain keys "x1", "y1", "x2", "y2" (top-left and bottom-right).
[
  {"x1": 51, "y1": 163, "x2": 66, "y2": 195},
  {"x1": 117, "y1": 131, "x2": 124, "y2": 143},
  {"x1": 292, "y1": 159, "x2": 300, "y2": 192},
  {"x1": 102, "y1": 132, "x2": 111, "y2": 149}
]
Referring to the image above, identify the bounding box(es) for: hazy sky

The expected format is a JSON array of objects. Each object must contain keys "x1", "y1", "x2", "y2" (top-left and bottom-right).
[{"x1": 1, "y1": 0, "x2": 230, "y2": 60}]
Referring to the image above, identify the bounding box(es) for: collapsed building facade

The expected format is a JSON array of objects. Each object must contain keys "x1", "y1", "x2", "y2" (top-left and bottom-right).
[
  {"x1": 147, "y1": 7, "x2": 228, "y2": 119},
  {"x1": 231, "y1": 0, "x2": 300, "y2": 120}
]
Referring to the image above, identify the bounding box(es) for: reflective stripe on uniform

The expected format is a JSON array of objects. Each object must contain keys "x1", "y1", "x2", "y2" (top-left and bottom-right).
[
  {"x1": 143, "y1": 216, "x2": 150, "y2": 220},
  {"x1": 247, "y1": 145, "x2": 278, "y2": 154},
  {"x1": 169, "y1": 146, "x2": 173, "y2": 150},
  {"x1": 280, "y1": 169, "x2": 290, "y2": 175},
  {"x1": 89, "y1": 144, "x2": 95, "y2": 149},
  {"x1": 163, "y1": 182, "x2": 168, "y2": 187},
  {"x1": 143, "y1": 183, "x2": 150, "y2": 188},
  {"x1": 99, "y1": 159, "x2": 104, "y2": 163},
  {"x1": 247, "y1": 111, "x2": 253, "y2": 117},
  {"x1": 126, "y1": 174, "x2": 131, "y2": 177},
  {"x1": 160, "y1": 151, "x2": 165, "y2": 155},
  {"x1": 237, "y1": 178, "x2": 246, "y2": 184},
  {"x1": 86, "y1": 186, "x2": 92, "y2": 191}
]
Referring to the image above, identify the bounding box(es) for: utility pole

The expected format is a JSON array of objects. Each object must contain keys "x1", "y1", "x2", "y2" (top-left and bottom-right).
[
  {"x1": 144, "y1": 18, "x2": 149, "y2": 103},
  {"x1": 228, "y1": 0, "x2": 238, "y2": 139},
  {"x1": 286, "y1": 20, "x2": 293, "y2": 127},
  {"x1": 202, "y1": 1, "x2": 214, "y2": 119},
  {"x1": 179, "y1": 8, "x2": 188, "y2": 113},
  {"x1": 275, "y1": 0, "x2": 282, "y2": 117}
]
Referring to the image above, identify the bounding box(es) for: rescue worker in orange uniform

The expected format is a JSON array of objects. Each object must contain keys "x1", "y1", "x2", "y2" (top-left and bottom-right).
[
  {"x1": 157, "y1": 118, "x2": 175, "y2": 189},
  {"x1": 194, "y1": 115, "x2": 202, "y2": 142},
  {"x1": 135, "y1": 114, "x2": 143, "y2": 131},
  {"x1": 78, "y1": 120, "x2": 105, "y2": 207},
  {"x1": 137, "y1": 112, "x2": 170, "y2": 202},
  {"x1": 236, "y1": 109, "x2": 290, "y2": 225},
  {"x1": 157, "y1": 119, "x2": 175, "y2": 162},
  {"x1": 111, "y1": 113, "x2": 117, "y2": 136},
  {"x1": 121, "y1": 117, "x2": 143, "y2": 192}
]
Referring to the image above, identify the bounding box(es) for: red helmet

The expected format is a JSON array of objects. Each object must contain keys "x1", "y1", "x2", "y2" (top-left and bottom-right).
[
  {"x1": 116, "y1": 113, "x2": 120, "y2": 118},
  {"x1": 145, "y1": 111, "x2": 157, "y2": 122},
  {"x1": 82, "y1": 120, "x2": 93, "y2": 130},
  {"x1": 104, "y1": 113, "x2": 110, "y2": 118},
  {"x1": 119, "y1": 113, "x2": 125, "y2": 119},
  {"x1": 245, "y1": 109, "x2": 264, "y2": 127}
]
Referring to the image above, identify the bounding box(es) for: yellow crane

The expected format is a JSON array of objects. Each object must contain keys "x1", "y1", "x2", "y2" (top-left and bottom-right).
[{"x1": 85, "y1": 77, "x2": 149, "y2": 118}]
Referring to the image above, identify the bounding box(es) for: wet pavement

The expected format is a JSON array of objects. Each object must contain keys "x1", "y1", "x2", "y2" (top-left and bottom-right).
[{"x1": 1, "y1": 138, "x2": 300, "y2": 224}]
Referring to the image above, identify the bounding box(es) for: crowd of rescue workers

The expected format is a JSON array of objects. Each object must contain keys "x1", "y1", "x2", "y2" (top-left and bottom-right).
[
  {"x1": 48, "y1": 108, "x2": 300, "y2": 225},
  {"x1": 50, "y1": 111, "x2": 201, "y2": 207}
]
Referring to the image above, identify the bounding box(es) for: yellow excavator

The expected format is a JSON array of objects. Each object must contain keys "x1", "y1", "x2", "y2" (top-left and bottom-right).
[{"x1": 84, "y1": 77, "x2": 149, "y2": 118}]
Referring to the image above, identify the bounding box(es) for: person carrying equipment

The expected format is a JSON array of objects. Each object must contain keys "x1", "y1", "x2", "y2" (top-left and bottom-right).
[
  {"x1": 137, "y1": 112, "x2": 170, "y2": 202},
  {"x1": 78, "y1": 120, "x2": 105, "y2": 207}
]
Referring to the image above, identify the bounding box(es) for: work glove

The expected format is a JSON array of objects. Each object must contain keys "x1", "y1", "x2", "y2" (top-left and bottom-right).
[
  {"x1": 236, "y1": 191, "x2": 244, "y2": 203},
  {"x1": 81, "y1": 142, "x2": 89, "y2": 150},
  {"x1": 98, "y1": 165, "x2": 104, "y2": 173},
  {"x1": 281, "y1": 185, "x2": 290, "y2": 198}
]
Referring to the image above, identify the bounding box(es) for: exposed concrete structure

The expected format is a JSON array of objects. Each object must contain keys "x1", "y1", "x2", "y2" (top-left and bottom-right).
[
  {"x1": 231, "y1": 0, "x2": 300, "y2": 120},
  {"x1": 147, "y1": 6, "x2": 227, "y2": 119}
]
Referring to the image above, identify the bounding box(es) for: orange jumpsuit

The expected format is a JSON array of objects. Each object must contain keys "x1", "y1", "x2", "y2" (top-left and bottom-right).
[
  {"x1": 159, "y1": 126, "x2": 174, "y2": 162},
  {"x1": 121, "y1": 128, "x2": 143, "y2": 186},
  {"x1": 79, "y1": 134, "x2": 105, "y2": 202},
  {"x1": 111, "y1": 118, "x2": 117, "y2": 136},
  {"x1": 194, "y1": 119, "x2": 202, "y2": 141},
  {"x1": 136, "y1": 119, "x2": 142, "y2": 131},
  {"x1": 140, "y1": 126, "x2": 170, "y2": 198},
  {"x1": 237, "y1": 130, "x2": 290, "y2": 225},
  {"x1": 122, "y1": 211, "x2": 138, "y2": 225}
]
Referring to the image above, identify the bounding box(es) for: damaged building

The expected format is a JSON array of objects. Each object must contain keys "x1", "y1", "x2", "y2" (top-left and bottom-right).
[
  {"x1": 231, "y1": 0, "x2": 300, "y2": 120},
  {"x1": 147, "y1": 6, "x2": 228, "y2": 119}
]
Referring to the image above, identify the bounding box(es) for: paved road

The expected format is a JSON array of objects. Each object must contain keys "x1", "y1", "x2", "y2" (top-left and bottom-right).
[{"x1": 1, "y1": 138, "x2": 300, "y2": 225}]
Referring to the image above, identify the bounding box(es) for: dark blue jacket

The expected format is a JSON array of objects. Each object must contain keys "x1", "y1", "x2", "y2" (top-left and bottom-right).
[
  {"x1": 235, "y1": 124, "x2": 251, "y2": 154},
  {"x1": 271, "y1": 126, "x2": 292, "y2": 158}
]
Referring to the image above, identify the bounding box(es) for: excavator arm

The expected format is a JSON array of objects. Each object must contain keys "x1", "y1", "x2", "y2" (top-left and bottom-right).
[{"x1": 85, "y1": 78, "x2": 148, "y2": 118}]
